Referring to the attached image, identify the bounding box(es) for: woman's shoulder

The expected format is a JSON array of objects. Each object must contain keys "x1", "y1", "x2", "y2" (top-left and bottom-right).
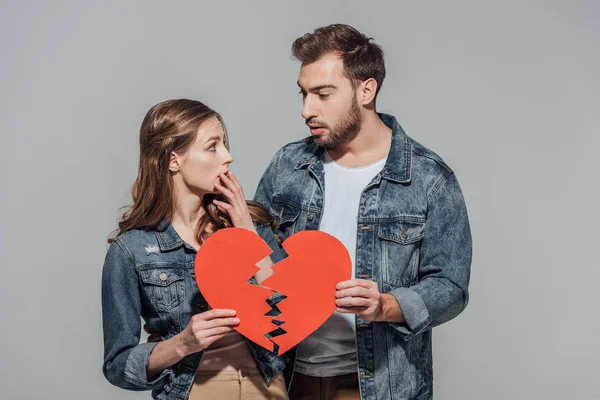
[{"x1": 111, "y1": 227, "x2": 161, "y2": 258}]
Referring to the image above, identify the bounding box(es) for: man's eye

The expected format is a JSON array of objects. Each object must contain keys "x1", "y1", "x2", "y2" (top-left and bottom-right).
[
  {"x1": 298, "y1": 90, "x2": 307, "y2": 98},
  {"x1": 319, "y1": 93, "x2": 330, "y2": 99}
]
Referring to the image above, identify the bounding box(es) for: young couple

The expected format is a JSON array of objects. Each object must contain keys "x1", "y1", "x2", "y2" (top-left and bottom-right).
[{"x1": 102, "y1": 24, "x2": 472, "y2": 400}]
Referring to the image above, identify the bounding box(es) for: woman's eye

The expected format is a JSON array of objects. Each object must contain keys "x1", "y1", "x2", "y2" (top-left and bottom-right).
[{"x1": 208, "y1": 144, "x2": 216, "y2": 151}]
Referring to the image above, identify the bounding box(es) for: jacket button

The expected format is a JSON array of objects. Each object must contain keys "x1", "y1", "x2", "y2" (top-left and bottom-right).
[
  {"x1": 307, "y1": 213, "x2": 314, "y2": 221},
  {"x1": 159, "y1": 272, "x2": 168, "y2": 281}
]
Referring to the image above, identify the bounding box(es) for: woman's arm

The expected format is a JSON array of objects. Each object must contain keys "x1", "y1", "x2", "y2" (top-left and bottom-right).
[
  {"x1": 102, "y1": 241, "x2": 172, "y2": 391},
  {"x1": 102, "y1": 241, "x2": 241, "y2": 388},
  {"x1": 146, "y1": 309, "x2": 239, "y2": 377}
]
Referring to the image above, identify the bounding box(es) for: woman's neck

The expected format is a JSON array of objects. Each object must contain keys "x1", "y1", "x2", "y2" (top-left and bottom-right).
[{"x1": 170, "y1": 189, "x2": 207, "y2": 249}]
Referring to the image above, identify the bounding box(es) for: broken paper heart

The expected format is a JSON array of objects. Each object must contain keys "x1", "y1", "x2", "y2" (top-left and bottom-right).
[{"x1": 194, "y1": 227, "x2": 351, "y2": 355}]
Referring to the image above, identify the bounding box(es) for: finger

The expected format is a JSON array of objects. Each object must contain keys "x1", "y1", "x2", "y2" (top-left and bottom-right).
[
  {"x1": 336, "y1": 287, "x2": 370, "y2": 299},
  {"x1": 336, "y1": 297, "x2": 370, "y2": 308},
  {"x1": 200, "y1": 331, "x2": 231, "y2": 349},
  {"x1": 196, "y1": 309, "x2": 236, "y2": 321},
  {"x1": 336, "y1": 279, "x2": 377, "y2": 290},
  {"x1": 213, "y1": 200, "x2": 234, "y2": 215},
  {"x1": 219, "y1": 173, "x2": 241, "y2": 198},
  {"x1": 214, "y1": 181, "x2": 236, "y2": 202},
  {"x1": 199, "y1": 317, "x2": 240, "y2": 329},
  {"x1": 226, "y1": 171, "x2": 244, "y2": 194},
  {"x1": 336, "y1": 307, "x2": 367, "y2": 314},
  {"x1": 213, "y1": 199, "x2": 232, "y2": 208},
  {"x1": 194, "y1": 327, "x2": 233, "y2": 345},
  {"x1": 220, "y1": 173, "x2": 244, "y2": 207},
  {"x1": 196, "y1": 326, "x2": 234, "y2": 339},
  {"x1": 220, "y1": 171, "x2": 236, "y2": 190}
]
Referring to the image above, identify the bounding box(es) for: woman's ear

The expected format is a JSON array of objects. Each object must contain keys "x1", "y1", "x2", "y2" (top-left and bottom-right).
[{"x1": 169, "y1": 152, "x2": 181, "y2": 172}]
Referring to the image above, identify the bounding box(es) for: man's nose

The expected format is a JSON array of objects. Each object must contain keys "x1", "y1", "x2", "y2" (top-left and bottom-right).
[{"x1": 301, "y1": 96, "x2": 316, "y2": 121}]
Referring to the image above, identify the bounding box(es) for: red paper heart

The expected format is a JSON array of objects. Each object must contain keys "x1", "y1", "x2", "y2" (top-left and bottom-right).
[{"x1": 194, "y1": 228, "x2": 351, "y2": 355}]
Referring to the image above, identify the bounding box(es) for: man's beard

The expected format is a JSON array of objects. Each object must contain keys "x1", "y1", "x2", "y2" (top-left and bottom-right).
[{"x1": 312, "y1": 96, "x2": 362, "y2": 149}]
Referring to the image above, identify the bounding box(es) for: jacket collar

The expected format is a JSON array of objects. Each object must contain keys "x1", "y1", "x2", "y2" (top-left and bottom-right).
[{"x1": 293, "y1": 113, "x2": 412, "y2": 183}]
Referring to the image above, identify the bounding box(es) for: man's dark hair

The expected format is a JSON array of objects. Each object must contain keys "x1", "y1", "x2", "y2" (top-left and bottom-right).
[{"x1": 292, "y1": 24, "x2": 386, "y2": 97}]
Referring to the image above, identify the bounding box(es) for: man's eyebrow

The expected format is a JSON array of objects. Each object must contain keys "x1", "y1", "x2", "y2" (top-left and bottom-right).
[{"x1": 297, "y1": 82, "x2": 338, "y2": 92}]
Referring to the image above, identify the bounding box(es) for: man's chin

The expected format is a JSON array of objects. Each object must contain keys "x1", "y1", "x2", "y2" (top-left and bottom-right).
[{"x1": 314, "y1": 135, "x2": 337, "y2": 149}]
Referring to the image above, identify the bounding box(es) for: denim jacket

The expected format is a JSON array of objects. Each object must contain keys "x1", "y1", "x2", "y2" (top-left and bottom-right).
[
  {"x1": 253, "y1": 114, "x2": 472, "y2": 400},
  {"x1": 101, "y1": 220, "x2": 286, "y2": 400}
]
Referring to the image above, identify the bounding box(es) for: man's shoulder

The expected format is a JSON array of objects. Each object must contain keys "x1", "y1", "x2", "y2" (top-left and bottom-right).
[
  {"x1": 272, "y1": 136, "x2": 317, "y2": 164},
  {"x1": 408, "y1": 137, "x2": 454, "y2": 176},
  {"x1": 279, "y1": 136, "x2": 314, "y2": 152}
]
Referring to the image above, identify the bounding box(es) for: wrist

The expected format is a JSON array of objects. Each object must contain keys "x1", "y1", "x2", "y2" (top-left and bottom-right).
[
  {"x1": 379, "y1": 294, "x2": 405, "y2": 323},
  {"x1": 241, "y1": 222, "x2": 257, "y2": 233},
  {"x1": 172, "y1": 333, "x2": 191, "y2": 359}
]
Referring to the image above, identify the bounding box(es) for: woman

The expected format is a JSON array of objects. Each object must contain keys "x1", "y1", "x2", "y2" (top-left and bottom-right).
[{"x1": 101, "y1": 99, "x2": 288, "y2": 400}]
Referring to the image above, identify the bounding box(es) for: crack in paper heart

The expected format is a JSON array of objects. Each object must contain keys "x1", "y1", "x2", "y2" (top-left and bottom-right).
[{"x1": 195, "y1": 228, "x2": 351, "y2": 356}]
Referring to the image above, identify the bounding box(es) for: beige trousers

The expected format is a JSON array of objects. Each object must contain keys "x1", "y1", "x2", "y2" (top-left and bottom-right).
[{"x1": 189, "y1": 369, "x2": 288, "y2": 400}]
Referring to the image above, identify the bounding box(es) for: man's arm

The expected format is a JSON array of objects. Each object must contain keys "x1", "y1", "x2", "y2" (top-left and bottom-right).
[
  {"x1": 253, "y1": 150, "x2": 282, "y2": 216},
  {"x1": 388, "y1": 172, "x2": 472, "y2": 339},
  {"x1": 336, "y1": 172, "x2": 471, "y2": 337}
]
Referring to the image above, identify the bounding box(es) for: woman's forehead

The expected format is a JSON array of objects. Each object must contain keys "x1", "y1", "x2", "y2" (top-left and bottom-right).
[{"x1": 197, "y1": 117, "x2": 224, "y2": 139}]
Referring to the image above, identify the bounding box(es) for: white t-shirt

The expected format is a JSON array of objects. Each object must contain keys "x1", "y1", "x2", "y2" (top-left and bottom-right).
[{"x1": 295, "y1": 152, "x2": 387, "y2": 377}]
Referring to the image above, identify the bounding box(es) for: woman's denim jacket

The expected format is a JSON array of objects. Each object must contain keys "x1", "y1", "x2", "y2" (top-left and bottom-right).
[{"x1": 101, "y1": 220, "x2": 286, "y2": 400}]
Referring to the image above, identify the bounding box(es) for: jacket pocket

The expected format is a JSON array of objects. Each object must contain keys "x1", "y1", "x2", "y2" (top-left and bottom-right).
[
  {"x1": 272, "y1": 197, "x2": 301, "y2": 239},
  {"x1": 378, "y1": 217, "x2": 425, "y2": 288},
  {"x1": 139, "y1": 266, "x2": 186, "y2": 312}
]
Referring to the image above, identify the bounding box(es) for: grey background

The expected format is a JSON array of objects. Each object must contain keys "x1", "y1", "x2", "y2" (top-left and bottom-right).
[{"x1": 1, "y1": 1, "x2": 599, "y2": 399}]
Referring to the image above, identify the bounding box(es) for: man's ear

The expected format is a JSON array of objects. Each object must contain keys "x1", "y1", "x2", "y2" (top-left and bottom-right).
[{"x1": 359, "y1": 78, "x2": 378, "y2": 106}]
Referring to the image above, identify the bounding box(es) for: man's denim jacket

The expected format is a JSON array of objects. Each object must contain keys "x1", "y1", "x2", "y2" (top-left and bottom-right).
[
  {"x1": 253, "y1": 114, "x2": 472, "y2": 400},
  {"x1": 101, "y1": 220, "x2": 286, "y2": 400}
]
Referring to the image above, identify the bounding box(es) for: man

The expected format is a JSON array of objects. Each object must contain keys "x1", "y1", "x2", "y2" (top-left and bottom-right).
[{"x1": 254, "y1": 24, "x2": 472, "y2": 400}]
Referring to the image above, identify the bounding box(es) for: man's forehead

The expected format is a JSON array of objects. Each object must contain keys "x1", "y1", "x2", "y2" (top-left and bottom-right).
[{"x1": 298, "y1": 54, "x2": 345, "y2": 87}]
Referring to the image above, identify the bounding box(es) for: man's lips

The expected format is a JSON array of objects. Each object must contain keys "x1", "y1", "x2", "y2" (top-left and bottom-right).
[{"x1": 308, "y1": 126, "x2": 325, "y2": 135}]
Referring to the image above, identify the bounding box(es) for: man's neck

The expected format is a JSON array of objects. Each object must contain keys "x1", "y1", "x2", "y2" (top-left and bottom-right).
[{"x1": 327, "y1": 111, "x2": 392, "y2": 168}]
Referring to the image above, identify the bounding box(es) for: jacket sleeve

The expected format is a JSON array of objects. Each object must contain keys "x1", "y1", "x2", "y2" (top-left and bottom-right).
[
  {"x1": 101, "y1": 240, "x2": 174, "y2": 391},
  {"x1": 388, "y1": 172, "x2": 472, "y2": 339},
  {"x1": 254, "y1": 149, "x2": 283, "y2": 209},
  {"x1": 253, "y1": 221, "x2": 286, "y2": 265}
]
